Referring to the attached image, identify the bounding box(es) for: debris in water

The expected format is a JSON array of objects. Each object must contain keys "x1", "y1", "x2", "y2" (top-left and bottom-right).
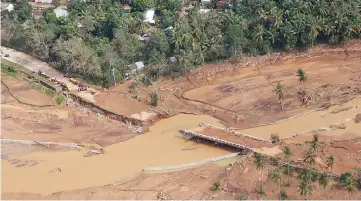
[{"x1": 355, "y1": 113, "x2": 361, "y2": 123}]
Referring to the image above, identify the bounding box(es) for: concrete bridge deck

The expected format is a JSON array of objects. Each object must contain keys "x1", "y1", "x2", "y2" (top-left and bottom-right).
[{"x1": 180, "y1": 126, "x2": 275, "y2": 152}]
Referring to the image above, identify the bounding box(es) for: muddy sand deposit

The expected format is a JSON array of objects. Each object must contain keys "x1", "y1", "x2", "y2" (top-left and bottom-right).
[{"x1": 2, "y1": 114, "x2": 232, "y2": 195}]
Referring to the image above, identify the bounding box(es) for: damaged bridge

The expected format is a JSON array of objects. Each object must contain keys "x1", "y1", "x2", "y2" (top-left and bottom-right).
[{"x1": 180, "y1": 124, "x2": 275, "y2": 154}]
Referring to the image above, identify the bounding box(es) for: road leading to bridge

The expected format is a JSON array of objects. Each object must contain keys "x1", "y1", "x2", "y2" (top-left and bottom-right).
[{"x1": 1, "y1": 46, "x2": 96, "y2": 103}]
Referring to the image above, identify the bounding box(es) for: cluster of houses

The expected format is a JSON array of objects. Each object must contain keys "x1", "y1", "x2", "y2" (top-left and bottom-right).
[{"x1": 2, "y1": 0, "x2": 230, "y2": 80}]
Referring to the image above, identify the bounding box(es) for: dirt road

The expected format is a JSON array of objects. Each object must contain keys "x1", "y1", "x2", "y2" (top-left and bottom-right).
[{"x1": 1, "y1": 46, "x2": 96, "y2": 103}]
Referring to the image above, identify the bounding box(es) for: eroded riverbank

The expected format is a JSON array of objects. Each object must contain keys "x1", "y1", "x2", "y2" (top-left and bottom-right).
[{"x1": 1, "y1": 114, "x2": 231, "y2": 195}]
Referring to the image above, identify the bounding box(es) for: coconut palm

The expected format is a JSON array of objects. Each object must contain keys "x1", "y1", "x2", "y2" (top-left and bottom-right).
[
  {"x1": 326, "y1": 154, "x2": 334, "y2": 171},
  {"x1": 273, "y1": 82, "x2": 285, "y2": 110},
  {"x1": 298, "y1": 168, "x2": 316, "y2": 199},
  {"x1": 283, "y1": 146, "x2": 293, "y2": 185},
  {"x1": 319, "y1": 172, "x2": 330, "y2": 198},
  {"x1": 298, "y1": 180, "x2": 314, "y2": 200},
  {"x1": 343, "y1": 176, "x2": 356, "y2": 199},
  {"x1": 303, "y1": 148, "x2": 317, "y2": 168},
  {"x1": 307, "y1": 134, "x2": 325, "y2": 155},
  {"x1": 269, "y1": 167, "x2": 284, "y2": 199},
  {"x1": 254, "y1": 153, "x2": 267, "y2": 194},
  {"x1": 299, "y1": 168, "x2": 317, "y2": 183}
]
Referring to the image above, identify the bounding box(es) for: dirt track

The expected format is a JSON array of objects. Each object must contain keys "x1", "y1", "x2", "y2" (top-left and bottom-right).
[{"x1": 1, "y1": 46, "x2": 96, "y2": 102}]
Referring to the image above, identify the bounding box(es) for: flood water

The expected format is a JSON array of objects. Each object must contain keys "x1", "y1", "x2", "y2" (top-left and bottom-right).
[
  {"x1": 2, "y1": 114, "x2": 231, "y2": 195},
  {"x1": 237, "y1": 97, "x2": 361, "y2": 139},
  {"x1": 2, "y1": 98, "x2": 361, "y2": 195}
]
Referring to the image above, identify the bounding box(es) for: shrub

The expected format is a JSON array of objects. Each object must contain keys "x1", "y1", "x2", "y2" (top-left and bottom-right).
[
  {"x1": 280, "y1": 189, "x2": 288, "y2": 200},
  {"x1": 213, "y1": 180, "x2": 220, "y2": 190},
  {"x1": 270, "y1": 133, "x2": 281, "y2": 144},
  {"x1": 297, "y1": 68, "x2": 307, "y2": 82},
  {"x1": 142, "y1": 69, "x2": 159, "y2": 86},
  {"x1": 340, "y1": 172, "x2": 353, "y2": 185},
  {"x1": 129, "y1": 82, "x2": 137, "y2": 89},
  {"x1": 56, "y1": 95, "x2": 64, "y2": 105},
  {"x1": 149, "y1": 92, "x2": 158, "y2": 106},
  {"x1": 7, "y1": 65, "x2": 16, "y2": 73},
  {"x1": 237, "y1": 195, "x2": 248, "y2": 200}
]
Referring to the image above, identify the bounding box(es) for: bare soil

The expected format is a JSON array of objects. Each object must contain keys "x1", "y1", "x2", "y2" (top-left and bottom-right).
[
  {"x1": 3, "y1": 151, "x2": 361, "y2": 200},
  {"x1": 2, "y1": 41, "x2": 361, "y2": 199},
  {"x1": 128, "y1": 40, "x2": 361, "y2": 129},
  {"x1": 1, "y1": 73, "x2": 135, "y2": 147}
]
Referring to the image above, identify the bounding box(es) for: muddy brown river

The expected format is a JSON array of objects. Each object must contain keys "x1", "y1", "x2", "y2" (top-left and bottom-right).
[
  {"x1": 2, "y1": 114, "x2": 231, "y2": 195},
  {"x1": 237, "y1": 97, "x2": 361, "y2": 139},
  {"x1": 2, "y1": 98, "x2": 361, "y2": 195}
]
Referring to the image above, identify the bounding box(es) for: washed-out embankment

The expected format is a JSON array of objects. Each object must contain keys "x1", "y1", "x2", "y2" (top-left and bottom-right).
[
  {"x1": 0, "y1": 139, "x2": 80, "y2": 149},
  {"x1": 2, "y1": 59, "x2": 148, "y2": 129},
  {"x1": 67, "y1": 94, "x2": 147, "y2": 128}
]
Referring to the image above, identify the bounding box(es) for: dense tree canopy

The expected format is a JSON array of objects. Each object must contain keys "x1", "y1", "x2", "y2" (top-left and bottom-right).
[{"x1": 1, "y1": 0, "x2": 361, "y2": 87}]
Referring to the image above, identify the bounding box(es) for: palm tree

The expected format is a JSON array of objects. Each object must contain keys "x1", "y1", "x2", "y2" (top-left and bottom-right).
[
  {"x1": 273, "y1": 82, "x2": 285, "y2": 110},
  {"x1": 269, "y1": 167, "x2": 284, "y2": 199},
  {"x1": 299, "y1": 168, "x2": 317, "y2": 183},
  {"x1": 303, "y1": 148, "x2": 317, "y2": 167},
  {"x1": 343, "y1": 176, "x2": 356, "y2": 199},
  {"x1": 298, "y1": 180, "x2": 314, "y2": 200},
  {"x1": 319, "y1": 172, "x2": 330, "y2": 198},
  {"x1": 298, "y1": 168, "x2": 315, "y2": 199},
  {"x1": 307, "y1": 134, "x2": 325, "y2": 155},
  {"x1": 326, "y1": 154, "x2": 334, "y2": 171},
  {"x1": 254, "y1": 153, "x2": 267, "y2": 194},
  {"x1": 283, "y1": 146, "x2": 293, "y2": 185}
]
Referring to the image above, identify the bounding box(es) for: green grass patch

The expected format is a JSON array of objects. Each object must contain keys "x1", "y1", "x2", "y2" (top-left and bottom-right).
[
  {"x1": 214, "y1": 155, "x2": 240, "y2": 166},
  {"x1": 1, "y1": 59, "x2": 52, "y2": 84},
  {"x1": 1, "y1": 62, "x2": 18, "y2": 77},
  {"x1": 56, "y1": 95, "x2": 64, "y2": 105},
  {"x1": 31, "y1": 81, "x2": 56, "y2": 98}
]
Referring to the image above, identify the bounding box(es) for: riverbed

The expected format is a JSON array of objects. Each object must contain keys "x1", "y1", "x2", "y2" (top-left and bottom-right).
[{"x1": 1, "y1": 114, "x2": 231, "y2": 195}]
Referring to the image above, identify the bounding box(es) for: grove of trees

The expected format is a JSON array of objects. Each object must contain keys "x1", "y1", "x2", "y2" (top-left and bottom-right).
[{"x1": 2, "y1": 0, "x2": 361, "y2": 87}]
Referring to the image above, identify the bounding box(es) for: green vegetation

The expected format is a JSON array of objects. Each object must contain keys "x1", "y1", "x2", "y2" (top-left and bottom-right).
[
  {"x1": 1, "y1": 62, "x2": 18, "y2": 77},
  {"x1": 56, "y1": 95, "x2": 65, "y2": 105},
  {"x1": 212, "y1": 180, "x2": 220, "y2": 190},
  {"x1": 297, "y1": 68, "x2": 307, "y2": 82},
  {"x1": 32, "y1": 82, "x2": 56, "y2": 97},
  {"x1": 298, "y1": 168, "x2": 317, "y2": 199},
  {"x1": 129, "y1": 82, "x2": 138, "y2": 89},
  {"x1": 319, "y1": 172, "x2": 331, "y2": 198},
  {"x1": 2, "y1": 59, "x2": 59, "y2": 103},
  {"x1": 270, "y1": 133, "x2": 281, "y2": 144},
  {"x1": 2, "y1": 0, "x2": 360, "y2": 87},
  {"x1": 273, "y1": 82, "x2": 285, "y2": 110},
  {"x1": 253, "y1": 153, "x2": 267, "y2": 194},
  {"x1": 326, "y1": 154, "x2": 335, "y2": 171},
  {"x1": 283, "y1": 146, "x2": 293, "y2": 186},
  {"x1": 280, "y1": 189, "x2": 288, "y2": 200},
  {"x1": 237, "y1": 195, "x2": 248, "y2": 200},
  {"x1": 269, "y1": 167, "x2": 284, "y2": 199},
  {"x1": 149, "y1": 92, "x2": 158, "y2": 106}
]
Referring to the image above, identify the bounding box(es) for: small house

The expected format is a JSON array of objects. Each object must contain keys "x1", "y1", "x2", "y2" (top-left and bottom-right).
[
  {"x1": 200, "y1": 0, "x2": 211, "y2": 5},
  {"x1": 53, "y1": 6, "x2": 68, "y2": 18},
  {"x1": 1, "y1": 3, "x2": 14, "y2": 12},
  {"x1": 129, "y1": 61, "x2": 145, "y2": 74},
  {"x1": 34, "y1": 0, "x2": 53, "y2": 4},
  {"x1": 143, "y1": 9, "x2": 155, "y2": 24}
]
